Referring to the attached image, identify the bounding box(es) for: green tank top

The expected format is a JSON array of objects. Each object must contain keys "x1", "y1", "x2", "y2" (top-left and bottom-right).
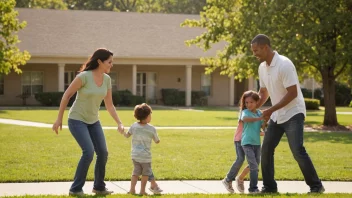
[{"x1": 68, "y1": 71, "x2": 111, "y2": 124}]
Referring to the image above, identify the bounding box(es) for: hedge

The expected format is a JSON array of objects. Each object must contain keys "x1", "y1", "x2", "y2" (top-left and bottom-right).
[
  {"x1": 304, "y1": 98, "x2": 320, "y2": 110},
  {"x1": 35, "y1": 89, "x2": 144, "y2": 107},
  {"x1": 161, "y1": 89, "x2": 207, "y2": 106}
]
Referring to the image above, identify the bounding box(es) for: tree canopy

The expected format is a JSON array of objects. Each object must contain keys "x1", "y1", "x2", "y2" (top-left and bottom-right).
[
  {"x1": 182, "y1": 0, "x2": 352, "y2": 126},
  {"x1": 0, "y1": 0, "x2": 31, "y2": 74}
]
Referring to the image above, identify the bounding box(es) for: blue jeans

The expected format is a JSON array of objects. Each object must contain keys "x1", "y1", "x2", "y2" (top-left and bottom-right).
[
  {"x1": 68, "y1": 119, "x2": 108, "y2": 192},
  {"x1": 261, "y1": 113, "x2": 322, "y2": 191},
  {"x1": 242, "y1": 145, "x2": 261, "y2": 192},
  {"x1": 148, "y1": 171, "x2": 155, "y2": 182},
  {"x1": 225, "y1": 141, "x2": 249, "y2": 182}
]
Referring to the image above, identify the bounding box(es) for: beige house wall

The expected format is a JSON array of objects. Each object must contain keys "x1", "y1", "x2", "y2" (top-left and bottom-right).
[{"x1": 1, "y1": 63, "x2": 248, "y2": 106}]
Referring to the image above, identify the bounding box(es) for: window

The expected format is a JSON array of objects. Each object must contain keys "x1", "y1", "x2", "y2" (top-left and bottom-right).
[
  {"x1": 136, "y1": 72, "x2": 146, "y2": 98},
  {"x1": 108, "y1": 72, "x2": 118, "y2": 91},
  {"x1": 201, "y1": 73, "x2": 211, "y2": 96},
  {"x1": 21, "y1": 71, "x2": 43, "y2": 95},
  {"x1": 0, "y1": 74, "x2": 4, "y2": 95},
  {"x1": 64, "y1": 71, "x2": 76, "y2": 90}
]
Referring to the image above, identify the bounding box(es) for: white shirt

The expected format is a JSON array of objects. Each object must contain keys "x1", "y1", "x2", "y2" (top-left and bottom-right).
[
  {"x1": 258, "y1": 51, "x2": 306, "y2": 124},
  {"x1": 128, "y1": 122, "x2": 160, "y2": 163}
]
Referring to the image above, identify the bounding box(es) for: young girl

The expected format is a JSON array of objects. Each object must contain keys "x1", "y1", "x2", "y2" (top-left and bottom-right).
[
  {"x1": 121, "y1": 103, "x2": 161, "y2": 195},
  {"x1": 222, "y1": 110, "x2": 250, "y2": 193},
  {"x1": 240, "y1": 90, "x2": 263, "y2": 193}
]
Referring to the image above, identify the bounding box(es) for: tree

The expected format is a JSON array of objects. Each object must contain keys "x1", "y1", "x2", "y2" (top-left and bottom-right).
[
  {"x1": 0, "y1": 0, "x2": 31, "y2": 75},
  {"x1": 15, "y1": 0, "x2": 67, "y2": 9},
  {"x1": 64, "y1": 0, "x2": 206, "y2": 14},
  {"x1": 65, "y1": 0, "x2": 139, "y2": 11},
  {"x1": 182, "y1": 0, "x2": 352, "y2": 126},
  {"x1": 157, "y1": 0, "x2": 206, "y2": 14}
]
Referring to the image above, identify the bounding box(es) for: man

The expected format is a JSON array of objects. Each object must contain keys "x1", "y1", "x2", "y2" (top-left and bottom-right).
[{"x1": 251, "y1": 34, "x2": 324, "y2": 193}]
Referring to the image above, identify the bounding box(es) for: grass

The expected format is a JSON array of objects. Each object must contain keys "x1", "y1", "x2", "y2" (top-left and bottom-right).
[
  {"x1": 0, "y1": 124, "x2": 351, "y2": 183},
  {"x1": 4, "y1": 194, "x2": 352, "y2": 198},
  {"x1": 0, "y1": 107, "x2": 351, "y2": 127}
]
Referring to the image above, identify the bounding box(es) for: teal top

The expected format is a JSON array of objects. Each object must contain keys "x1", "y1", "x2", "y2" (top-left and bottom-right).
[
  {"x1": 240, "y1": 109, "x2": 263, "y2": 146},
  {"x1": 68, "y1": 71, "x2": 111, "y2": 124}
]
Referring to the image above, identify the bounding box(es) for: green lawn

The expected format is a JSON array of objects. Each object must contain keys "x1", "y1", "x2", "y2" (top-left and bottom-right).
[
  {"x1": 0, "y1": 107, "x2": 351, "y2": 127},
  {"x1": 0, "y1": 124, "x2": 351, "y2": 182},
  {"x1": 4, "y1": 194, "x2": 352, "y2": 198}
]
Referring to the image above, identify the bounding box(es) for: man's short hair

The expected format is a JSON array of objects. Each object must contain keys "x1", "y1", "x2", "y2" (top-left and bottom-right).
[{"x1": 251, "y1": 34, "x2": 271, "y2": 47}]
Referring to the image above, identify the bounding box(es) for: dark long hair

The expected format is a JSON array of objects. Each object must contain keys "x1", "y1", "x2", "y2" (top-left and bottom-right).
[
  {"x1": 239, "y1": 90, "x2": 260, "y2": 111},
  {"x1": 79, "y1": 48, "x2": 113, "y2": 72}
]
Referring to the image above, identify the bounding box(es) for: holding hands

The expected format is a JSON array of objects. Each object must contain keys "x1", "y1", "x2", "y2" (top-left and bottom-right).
[{"x1": 117, "y1": 123, "x2": 124, "y2": 134}]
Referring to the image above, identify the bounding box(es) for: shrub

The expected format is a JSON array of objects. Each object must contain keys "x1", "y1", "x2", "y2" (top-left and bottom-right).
[
  {"x1": 304, "y1": 98, "x2": 320, "y2": 110},
  {"x1": 161, "y1": 89, "x2": 182, "y2": 106},
  {"x1": 35, "y1": 90, "x2": 143, "y2": 107},
  {"x1": 35, "y1": 92, "x2": 76, "y2": 106},
  {"x1": 130, "y1": 95, "x2": 146, "y2": 106},
  {"x1": 116, "y1": 89, "x2": 133, "y2": 106},
  {"x1": 191, "y1": 91, "x2": 207, "y2": 106},
  {"x1": 301, "y1": 88, "x2": 312, "y2": 98},
  {"x1": 335, "y1": 83, "x2": 352, "y2": 106},
  {"x1": 349, "y1": 100, "x2": 352, "y2": 107}
]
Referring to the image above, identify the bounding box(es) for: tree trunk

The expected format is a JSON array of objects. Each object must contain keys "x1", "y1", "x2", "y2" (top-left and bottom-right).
[{"x1": 322, "y1": 69, "x2": 339, "y2": 126}]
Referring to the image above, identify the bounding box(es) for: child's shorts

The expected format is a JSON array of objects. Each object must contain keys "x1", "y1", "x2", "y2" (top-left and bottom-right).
[{"x1": 132, "y1": 159, "x2": 152, "y2": 176}]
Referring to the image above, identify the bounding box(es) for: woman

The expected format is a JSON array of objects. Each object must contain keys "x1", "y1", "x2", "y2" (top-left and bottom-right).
[{"x1": 52, "y1": 48, "x2": 124, "y2": 196}]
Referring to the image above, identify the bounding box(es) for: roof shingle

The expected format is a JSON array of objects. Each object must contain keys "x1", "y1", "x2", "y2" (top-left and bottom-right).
[{"x1": 17, "y1": 8, "x2": 220, "y2": 59}]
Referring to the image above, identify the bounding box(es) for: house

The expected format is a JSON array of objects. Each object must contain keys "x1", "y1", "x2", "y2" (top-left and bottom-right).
[{"x1": 0, "y1": 8, "x2": 257, "y2": 106}]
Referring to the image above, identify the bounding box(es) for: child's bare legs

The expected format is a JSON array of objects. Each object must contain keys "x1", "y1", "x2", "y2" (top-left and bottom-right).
[
  {"x1": 235, "y1": 166, "x2": 250, "y2": 193},
  {"x1": 238, "y1": 166, "x2": 250, "y2": 180},
  {"x1": 129, "y1": 175, "x2": 138, "y2": 194},
  {"x1": 150, "y1": 178, "x2": 158, "y2": 189},
  {"x1": 148, "y1": 171, "x2": 158, "y2": 189},
  {"x1": 140, "y1": 175, "x2": 148, "y2": 195}
]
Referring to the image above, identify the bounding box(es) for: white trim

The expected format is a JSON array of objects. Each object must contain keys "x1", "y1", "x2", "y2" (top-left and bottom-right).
[
  {"x1": 58, "y1": 63, "x2": 65, "y2": 92},
  {"x1": 28, "y1": 56, "x2": 204, "y2": 66},
  {"x1": 132, "y1": 65, "x2": 137, "y2": 95},
  {"x1": 186, "y1": 65, "x2": 192, "y2": 106},
  {"x1": 229, "y1": 75, "x2": 234, "y2": 106}
]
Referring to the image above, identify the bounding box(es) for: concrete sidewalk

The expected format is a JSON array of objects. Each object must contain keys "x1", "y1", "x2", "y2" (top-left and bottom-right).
[
  {"x1": 0, "y1": 180, "x2": 351, "y2": 196},
  {"x1": 0, "y1": 118, "x2": 339, "y2": 132}
]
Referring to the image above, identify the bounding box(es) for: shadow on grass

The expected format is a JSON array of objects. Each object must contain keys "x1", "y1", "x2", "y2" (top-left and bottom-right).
[
  {"x1": 304, "y1": 121, "x2": 322, "y2": 125},
  {"x1": 279, "y1": 133, "x2": 352, "y2": 144}
]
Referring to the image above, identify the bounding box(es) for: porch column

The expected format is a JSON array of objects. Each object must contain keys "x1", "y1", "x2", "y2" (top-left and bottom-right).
[
  {"x1": 248, "y1": 76, "x2": 256, "y2": 91},
  {"x1": 185, "y1": 65, "x2": 192, "y2": 106},
  {"x1": 132, "y1": 64, "x2": 137, "y2": 95},
  {"x1": 229, "y1": 74, "x2": 234, "y2": 106},
  {"x1": 58, "y1": 63, "x2": 65, "y2": 92}
]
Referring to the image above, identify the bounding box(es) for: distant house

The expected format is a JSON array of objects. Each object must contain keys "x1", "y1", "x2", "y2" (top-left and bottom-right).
[{"x1": 0, "y1": 8, "x2": 257, "y2": 106}]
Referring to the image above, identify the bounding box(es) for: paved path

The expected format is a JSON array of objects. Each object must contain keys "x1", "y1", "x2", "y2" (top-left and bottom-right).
[
  {"x1": 0, "y1": 118, "x2": 329, "y2": 132},
  {"x1": 0, "y1": 180, "x2": 351, "y2": 196}
]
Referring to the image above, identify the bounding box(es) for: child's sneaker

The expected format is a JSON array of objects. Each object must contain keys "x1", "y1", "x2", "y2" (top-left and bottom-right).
[
  {"x1": 149, "y1": 186, "x2": 163, "y2": 194},
  {"x1": 235, "y1": 176, "x2": 245, "y2": 193},
  {"x1": 222, "y1": 178, "x2": 234, "y2": 193}
]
